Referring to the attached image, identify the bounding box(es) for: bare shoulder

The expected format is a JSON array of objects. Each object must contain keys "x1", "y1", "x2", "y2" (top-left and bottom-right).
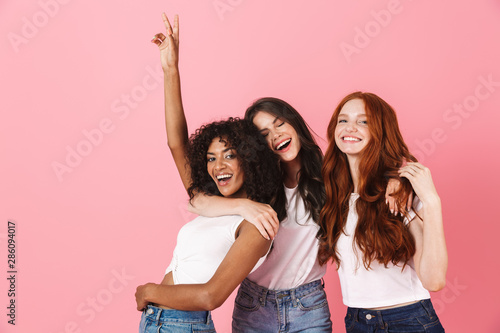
[{"x1": 235, "y1": 219, "x2": 271, "y2": 256}]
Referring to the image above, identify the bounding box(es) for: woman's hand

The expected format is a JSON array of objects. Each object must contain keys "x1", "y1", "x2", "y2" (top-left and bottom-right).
[
  {"x1": 151, "y1": 13, "x2": 179, "y2": 71},
  {"x1": 135, "y1": 283, "x2": 157, "y2": 311},
  {"x1": 239, "y1": 201, "x2": 280, "y2": 240},
  {"x1": 398, "y1": 162, "x2": 440, "y2": 206},
  {"x1": 385, "y1": 178, "x2": 413, "y2": 215}
]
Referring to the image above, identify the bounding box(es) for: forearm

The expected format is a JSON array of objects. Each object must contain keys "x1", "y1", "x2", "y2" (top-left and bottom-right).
[
  {"x1": 163, "y1": 67, "x2": 192, "y2": 191},
  {"x1": 417, "y1": 199, "x2": 448, "y2": 291},
  {"x1": 189, "y1": 194, "x2": 246, "y2": 217},
  {"x1": 164, "y1": 67, "x2": 188, "y2": 150},
  {"x1": 146, "y1": 283, "x2": 219, "y2": 311}
]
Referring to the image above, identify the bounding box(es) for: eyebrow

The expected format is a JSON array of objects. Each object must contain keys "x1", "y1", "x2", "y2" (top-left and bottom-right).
[
  {"x1": 259, "y1": 116, "x2": 280, "y2": 133},
  {"x1": 338, "y1": 113, "x2": 366, "y2": 117},
  {"x1": 206, "y1": 147, "x2": 235, "y2": 155}
]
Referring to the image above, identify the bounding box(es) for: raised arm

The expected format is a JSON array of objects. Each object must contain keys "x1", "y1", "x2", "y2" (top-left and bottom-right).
[
  {"x1": 189, "y1": 194, "x2": 280, "y2": 240},
  {"x1": 152, "y1": 13, "x2": 191, "y2": 191},
  {"x1": 135, "y1": 221, "x2": 271, "y2": 311},
  {"x1": 399, "y1": 162, "x2": 448, "y2": 292}
]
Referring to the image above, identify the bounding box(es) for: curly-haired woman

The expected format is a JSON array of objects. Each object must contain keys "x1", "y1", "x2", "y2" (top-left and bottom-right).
[
  {"x1": 319, "y1": 92, "x2": 447, "y2": 332},
  {"x1": 135, "y1": 118, "x2": 285, "y2": 332}
]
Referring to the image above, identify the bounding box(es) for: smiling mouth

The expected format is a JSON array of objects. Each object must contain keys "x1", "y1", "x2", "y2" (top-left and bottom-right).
[
  {"x1": 216, "y1": 174, "x2": 233, "y2": 185},
  {"x1": 342, "y1": 136, "x2": 361, "y2": 142},
  {"x1": 275, "y1": 139, "x2": 291, "y2": 151}
]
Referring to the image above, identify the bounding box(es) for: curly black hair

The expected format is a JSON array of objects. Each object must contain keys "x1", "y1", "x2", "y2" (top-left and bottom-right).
[{"x1": 187, "y1": 118, "x2": 286, "y2": 221}]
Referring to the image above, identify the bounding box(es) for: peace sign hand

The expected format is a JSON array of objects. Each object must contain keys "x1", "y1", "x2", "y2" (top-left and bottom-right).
[{"x1": 151, "y1": 13, "x2": 179, "y2": 71}]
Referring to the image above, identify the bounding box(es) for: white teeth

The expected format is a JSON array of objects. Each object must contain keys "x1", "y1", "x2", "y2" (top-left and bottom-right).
[
  {"x1": 276, "y1": 139, "x2": 291, "y2": 150},
  {"x1": 343, "y1": 137, "x2": 361, "y2": 141},
  {"x1": 216, "y1": 174, "x2": 232, "y2": 180}
]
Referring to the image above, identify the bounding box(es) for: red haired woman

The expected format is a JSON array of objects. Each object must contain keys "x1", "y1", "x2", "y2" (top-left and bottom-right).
[{"x1": 319, "y1": 92, "x2": 447, "y2": 332}]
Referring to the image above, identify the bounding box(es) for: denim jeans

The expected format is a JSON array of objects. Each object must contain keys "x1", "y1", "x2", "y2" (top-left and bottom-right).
[
  {"x1": 139, "y1": 304, "x2": 216, "y2": 333},
  {"x1": 232, "y1": 278, "x2": 332, "y2": 332},
  {"x1": 345, "y1": 299, "x2": 444, "y2": 332}
]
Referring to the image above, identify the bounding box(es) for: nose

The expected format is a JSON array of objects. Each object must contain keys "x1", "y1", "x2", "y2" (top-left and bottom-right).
[
  {"x1": 214, "y1": 158, "x2": 225, "y2": 171},
  {"x1": 346, "y1": 123, "x2": 357, "y2": 132}
]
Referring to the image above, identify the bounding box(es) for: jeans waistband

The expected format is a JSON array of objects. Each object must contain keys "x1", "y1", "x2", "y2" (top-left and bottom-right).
[
  {"x1": 240, "y1": 278, "x2": 324, "y2": 302},
  {"x1": 347, "y1": 299, "x2": 435, "y2": 324},
  {"x1": 143, "y1": 304, "x2": 211, "y2": 325}
]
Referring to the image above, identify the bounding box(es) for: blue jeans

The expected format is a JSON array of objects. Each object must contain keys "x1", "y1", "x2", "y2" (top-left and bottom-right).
[
  {"x1": 139, "y1": 304, "x2": 216, "y2": 333},
  {"x1": 345, "y1": 299, "x2": 444, "y2": 332},
  {"x1": 232, "y1": 278, "x2": 332, "y2": 332}
]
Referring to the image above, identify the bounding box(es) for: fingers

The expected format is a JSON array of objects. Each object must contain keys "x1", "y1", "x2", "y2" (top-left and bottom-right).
[
  {"x1": 406, "y1": 191, "x2": 414, "y2": 211},
  {"x1": 162, "y1": 12, "x2": 173, "y2": 36},
  {"x1": 151, "y1": 33, "x2": 166, "y2": 47},
  {"x1": 399, "y1": 162, "x2": 430, "y2": 181},
  {"x1": 257, "y1": 212, "x2": 279, "y2": 240},
  {"x1": 386, "y1": 195, "x2": 398, "y2": 215},
  {"x1": 173, "y1": 14, "x2": 179, "y2": 40},
  {"x1": 254, "y1": 220, "x2": 271, "y2": 241}
]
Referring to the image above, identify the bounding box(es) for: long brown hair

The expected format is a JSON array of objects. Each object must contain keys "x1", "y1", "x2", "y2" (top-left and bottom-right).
[{"x1": 318, "y1": 92, "x2": 417, "y2": 269}]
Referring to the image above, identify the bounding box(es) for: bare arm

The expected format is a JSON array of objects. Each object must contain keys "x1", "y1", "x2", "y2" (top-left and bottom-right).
[
  {"x1": 152, "y1": 13, "x2": 191, "y2": 191},
  {"x1": 189, "y1": 194, "x2": 280, "y2": 240},
  {"x1": 400, "y1": 162, "x2": 448, "y2": 292},
  {"x1": 135, "y1": 221, "x2": 271, "y2": 311}
]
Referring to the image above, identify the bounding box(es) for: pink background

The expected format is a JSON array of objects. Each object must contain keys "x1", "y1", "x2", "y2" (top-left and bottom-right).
[{"x1": 1, "y1": 0, "x2": 499, "y2": 332}]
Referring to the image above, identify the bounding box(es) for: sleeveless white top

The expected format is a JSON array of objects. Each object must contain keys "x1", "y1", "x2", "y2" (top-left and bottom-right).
[
  {"x1": 165, "y1": 215, "x2": 267, "y2": 284},
  {"x1": 247, "y1": 186, "x2": 326, "y2": 290},
  {"x1": 337, "y1": 194, "x2": 430, "y2": 308}
]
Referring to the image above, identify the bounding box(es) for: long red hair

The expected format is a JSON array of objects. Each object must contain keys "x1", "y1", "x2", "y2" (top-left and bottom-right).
[{"x1": 318, "y1": 92, "x2": 417, "y2": 269}]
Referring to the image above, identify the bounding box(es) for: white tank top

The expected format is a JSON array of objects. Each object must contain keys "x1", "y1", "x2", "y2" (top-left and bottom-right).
[
  {"x1": 165, "y1": 215, "x2": 267, "y2": 284},
  {"x1": 337, "y1": 193, "x2": 430, "y2": 308},
  {"x1": 247, "y1": 186, "x2": 326, "y2": 290}
]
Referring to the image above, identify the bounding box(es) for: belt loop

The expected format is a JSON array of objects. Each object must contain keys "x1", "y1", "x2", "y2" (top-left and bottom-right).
[
  {"x1": 260, "y1": 287, "x2": 268, "y2": 306},
  {"x1": 376, "y1": 310, "x2": 385, "y2": 329},
  {"x1": 206, "y1": 311, "x2": 211, "y2": 325},
  {"x1": 155, "y1": 308, "x2": 162, "y2": 325},
  {"x1": 420, "y1": 300, "x2": 433, "y2": 318},
  {"x1": 353, "y1": 308, "x2": 359, "y2": 322},
  {"x1": 290, "y1": 288, "x2": 298, "y2": 307},
  {"x1": 321, "y1": 278, "x2": 325, "y2": 288}
]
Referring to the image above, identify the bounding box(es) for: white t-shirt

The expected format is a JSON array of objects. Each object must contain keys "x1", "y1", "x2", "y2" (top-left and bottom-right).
[
  {"x1": 337, "y1": 193, "x2": 430, "y2": 308},
  {"x1": 247, "y1": 185, "x2": 326, "y2": 290},
  {"x1": 165, "y1": 215, "x2": 267, "y2": 284}
]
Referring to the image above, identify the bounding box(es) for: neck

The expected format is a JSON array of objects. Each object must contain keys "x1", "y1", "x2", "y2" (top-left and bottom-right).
[
  {"x1": 347, "y1": 156, "x2": 360, "y2": 193},
  {"x1": 282, "y1": 156, "x2": 301, "y2": 188},
  {"x1": 228, "y1": 188, "x2": 247, "y2": 199}
]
